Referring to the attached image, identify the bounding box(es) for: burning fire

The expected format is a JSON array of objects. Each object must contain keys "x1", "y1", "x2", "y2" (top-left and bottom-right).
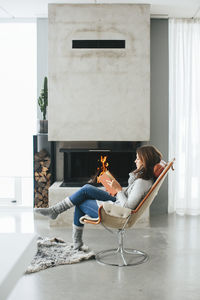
[{"x1": 97, "y1": 155, "x2": 109, "y2": 182}]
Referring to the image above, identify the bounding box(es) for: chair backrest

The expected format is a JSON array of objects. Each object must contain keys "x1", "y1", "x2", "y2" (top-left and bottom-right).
[
  {"x1": 132, "y1": 158, "x2": 174, "y2": 213},
  {"x1": 100, "y1": 158, "x2": 175, "y2": 229}
]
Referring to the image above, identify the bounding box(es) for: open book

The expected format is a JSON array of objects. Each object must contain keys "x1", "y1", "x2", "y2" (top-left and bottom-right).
[{"x1": 97, "y1": 170, "x2": 117, "y2": 196}]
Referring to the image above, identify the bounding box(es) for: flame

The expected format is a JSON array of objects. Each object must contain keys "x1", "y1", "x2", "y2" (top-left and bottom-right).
[{"x1": 97, "y1": 155, "x2": 109, "y2": 182}]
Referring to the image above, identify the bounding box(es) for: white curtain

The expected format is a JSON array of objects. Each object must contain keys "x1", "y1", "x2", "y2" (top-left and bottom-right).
[{"x1": 169, "y1": 18, "x2": 200, "y2": 215}]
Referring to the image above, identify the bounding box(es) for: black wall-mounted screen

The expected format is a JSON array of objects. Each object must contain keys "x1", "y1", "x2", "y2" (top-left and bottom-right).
[{"x1": 72, "y1": 40, "x2": 125, "y2": 49}]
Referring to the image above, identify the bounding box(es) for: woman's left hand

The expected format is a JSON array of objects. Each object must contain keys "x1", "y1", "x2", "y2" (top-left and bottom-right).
[{"x1": 106, "y1": 179, "x2": 122, "y2": 193}]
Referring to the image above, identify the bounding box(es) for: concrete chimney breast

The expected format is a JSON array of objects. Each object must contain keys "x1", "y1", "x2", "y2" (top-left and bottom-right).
[{"x1": 48, "y1": 4, "x2": 150, "y2": 141}]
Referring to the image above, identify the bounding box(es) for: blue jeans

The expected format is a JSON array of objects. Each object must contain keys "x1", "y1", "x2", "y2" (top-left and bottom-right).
[{"x1": 69, "y1": 184, "x2": 116, "y2": 227}]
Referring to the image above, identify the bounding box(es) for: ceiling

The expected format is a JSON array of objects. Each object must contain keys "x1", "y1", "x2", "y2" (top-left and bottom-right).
[{"x1": 0, "y1": 0, "x2": 200, "y2": 19}]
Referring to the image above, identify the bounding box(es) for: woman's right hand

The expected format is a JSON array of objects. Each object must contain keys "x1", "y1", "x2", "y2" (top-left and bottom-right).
[{"x1": 106, "y1": 179, "x2": 122, "y2": 193}]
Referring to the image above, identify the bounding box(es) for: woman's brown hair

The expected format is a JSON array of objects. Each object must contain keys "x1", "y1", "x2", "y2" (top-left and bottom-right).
[{"x1": 134, "y1": 145, "x2": 162, "y2": 180}]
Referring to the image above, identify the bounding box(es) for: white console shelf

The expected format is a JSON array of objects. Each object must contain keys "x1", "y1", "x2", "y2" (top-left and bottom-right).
[{"x1": 0, "y1": 209, "x2": 37, "y2": 300}]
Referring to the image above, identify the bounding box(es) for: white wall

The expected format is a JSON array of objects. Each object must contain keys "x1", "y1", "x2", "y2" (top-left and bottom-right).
[
  {"x1": 150, "y1": 19, "x2": 169, "y2": 215},
  {"x1": 37, "y1": 18, "x2": 48, "y2": 121}
]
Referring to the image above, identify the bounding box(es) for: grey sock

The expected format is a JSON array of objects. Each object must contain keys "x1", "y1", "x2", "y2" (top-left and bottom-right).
[
  {"x1": 72, "y1": 224, "x2": 83, "y2": 250},
  {"x1": 34, "y1": 197, "x2": 73, "y2": 220}
]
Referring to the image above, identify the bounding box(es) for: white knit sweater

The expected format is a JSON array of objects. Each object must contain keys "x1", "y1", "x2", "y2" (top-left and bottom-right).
[{"x1": 97, "y1": 172, "x2": 153, "y2": 210}]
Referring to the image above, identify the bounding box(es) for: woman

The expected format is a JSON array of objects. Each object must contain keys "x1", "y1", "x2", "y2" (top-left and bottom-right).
[{"x1": 35, "y1": 145, "x2": 162, "y2": 250}]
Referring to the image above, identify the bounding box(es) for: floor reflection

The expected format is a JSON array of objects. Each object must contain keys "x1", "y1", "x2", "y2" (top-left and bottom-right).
[{"x1": 0, "y1": 210, "x2": 35, "y2": 233}]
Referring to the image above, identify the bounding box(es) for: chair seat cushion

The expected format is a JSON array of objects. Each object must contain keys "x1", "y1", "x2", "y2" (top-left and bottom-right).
[
  {"x1": 79, "y1": 203, "x2": 132, "y2": 228},
  {"x1": 102, "y1": 203, "x2": 132, "y2": 218}
]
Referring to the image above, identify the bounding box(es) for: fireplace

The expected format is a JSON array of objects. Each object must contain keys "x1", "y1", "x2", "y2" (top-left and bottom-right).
[{"x1": 59, "y1": 142, "x2": 141, "y2": 187}]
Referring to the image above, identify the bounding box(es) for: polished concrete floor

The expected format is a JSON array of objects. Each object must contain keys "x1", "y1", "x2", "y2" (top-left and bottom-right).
[{"x1": 8, "y1": 214, "x2": 200, "y2": 300}]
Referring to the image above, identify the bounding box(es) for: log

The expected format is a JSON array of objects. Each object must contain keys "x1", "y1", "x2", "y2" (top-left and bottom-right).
[
  {"x1": 34, "y1": 161, "x2": 40, "y2": 170},
  {"x1": 38, "y1": 176, "x2": 47, "y2": 183},
  {"x1": 46, "y1": 173, "x2": 51, "y2": 180},
  {"x1": 36, "y1": 201, "x2": 43, "y2": 207},
  {"x1": 42, "y1": 167, "x2": 48, "y2": 172},
  {"x1": 35, "y1": 192, "x2": 43, "y2": 200},
  {"x1": 38, "y1": 149, "x2": 50, "y2": 159},
  {"x1": 41, "y1": 171, "x2": 47, "y2": 177},
  {"x1": 43, "y1": 160, "x2": 51, "y2": 168}
]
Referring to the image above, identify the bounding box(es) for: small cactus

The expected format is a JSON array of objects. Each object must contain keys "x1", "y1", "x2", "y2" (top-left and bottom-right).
[{"x1": 38, "y1": 77, "x2": 48, "y2": 120}]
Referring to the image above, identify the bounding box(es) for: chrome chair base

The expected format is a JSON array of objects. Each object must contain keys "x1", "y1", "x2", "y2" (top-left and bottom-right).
[
  {"x1": 95, "y1": 228, "x2": 148, "y2": 267},
  {"x1": 96, "y1": 248, "x2": 148, "y2": 267}
]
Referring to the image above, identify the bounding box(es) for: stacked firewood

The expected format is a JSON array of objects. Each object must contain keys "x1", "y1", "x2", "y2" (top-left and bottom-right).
[{"x1": 34, "y1": 149, "x2": 51, "y2": 208}]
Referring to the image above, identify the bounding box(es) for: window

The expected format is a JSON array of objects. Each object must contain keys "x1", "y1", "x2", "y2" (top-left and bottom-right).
[{"x1": 0, "y1": 21, "x2": 37, "y2": 206}]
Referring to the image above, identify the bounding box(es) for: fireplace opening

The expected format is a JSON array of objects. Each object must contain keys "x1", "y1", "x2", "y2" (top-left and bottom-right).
[{"x1": 60, "y1": 142, "x2": 141, "y2": 187}]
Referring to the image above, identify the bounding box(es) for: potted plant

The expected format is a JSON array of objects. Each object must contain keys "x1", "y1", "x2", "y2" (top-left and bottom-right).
[{"x1": 38, "y1": 77, "x2": 48, "y2": 133}]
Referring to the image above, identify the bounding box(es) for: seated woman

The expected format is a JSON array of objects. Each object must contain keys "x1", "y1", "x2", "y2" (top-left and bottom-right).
[{"x1": 35, "y1": 145, "x2": 162, "y2": 250}]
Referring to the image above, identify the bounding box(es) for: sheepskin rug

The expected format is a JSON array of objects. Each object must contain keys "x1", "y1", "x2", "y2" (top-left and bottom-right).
[{"x1": 26, "y1": 237, "x2": 95, "y2": 274}]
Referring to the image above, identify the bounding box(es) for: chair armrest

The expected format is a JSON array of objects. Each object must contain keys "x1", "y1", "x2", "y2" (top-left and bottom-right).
[
  {"x1": 79, "y1": 214, "x2": 100, "y2": 225},
  {"x1": 79, "y1": 205, "x2": 103, "y2": 225}
]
